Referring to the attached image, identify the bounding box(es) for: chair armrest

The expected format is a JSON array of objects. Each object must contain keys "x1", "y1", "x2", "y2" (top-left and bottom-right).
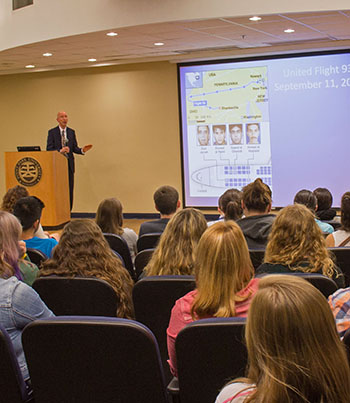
[{"x1": 167, "y1": 377, "x2": 180, "y2": 403}]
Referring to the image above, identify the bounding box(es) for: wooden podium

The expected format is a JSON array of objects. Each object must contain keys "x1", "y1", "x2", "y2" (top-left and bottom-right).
[{"x1": 4, "y1": 151, "x2": 70, "y2": 228}]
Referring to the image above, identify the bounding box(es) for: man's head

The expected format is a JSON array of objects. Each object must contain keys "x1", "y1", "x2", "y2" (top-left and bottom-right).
[
  {"x1": 197, "y1": 125, "x2": 210, "y2": 146},
  {"x1": 229, "y1": 124, "x2": 243, "y2": 144},
  {"x1": 153, "y1": 186, "x2": 179, "y2": 216},
  {"x1": 213, "y1": 125, "x2": 226, "y2": 145},
  {"x1": 246, "y1": 123, "x2": 260, "y2": 144},
  {"x1": 13, "y1": 196, "x2": 45, "y2": 232},
  {"x1": 57, "y1": 111, "x2": 68, "y2": 129}
]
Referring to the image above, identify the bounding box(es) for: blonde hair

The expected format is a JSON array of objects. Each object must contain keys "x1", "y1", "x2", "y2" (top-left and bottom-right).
[
  {"x1": 40, "y1": 219, "x2": 134, "y2": 319},
  {"x1": 264, "y1": 204, "x2": 335, "y2": 278},
  {"x1": 191, "y1": 221, "x2": 254, "y2": 318},
  {"x1": 244, "y1": 275, "x2": 350, "y2": 402},
  {"x1": 145, "y1": 208, "x2": 207, "y2": 276}
]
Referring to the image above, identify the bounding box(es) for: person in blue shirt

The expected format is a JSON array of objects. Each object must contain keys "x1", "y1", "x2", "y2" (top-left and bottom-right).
[
  {"x1": 13, "y1": 196, "x2": 58, "y2": 258},
  {"x1": 294, "y1": 189, "x2": 334, "y2": 234}
]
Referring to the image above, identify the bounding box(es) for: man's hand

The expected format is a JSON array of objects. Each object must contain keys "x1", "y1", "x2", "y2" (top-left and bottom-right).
[
  {"x1": 82, "y1": 144, "x2": 93, "y2": 153},
  {"x1": 60, "y1": 146, "x2": 70, "y2": 154}
]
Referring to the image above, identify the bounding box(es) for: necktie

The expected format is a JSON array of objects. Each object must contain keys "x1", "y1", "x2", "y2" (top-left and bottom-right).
[{"x1": 61, "y1": 130, "x2": 66, "y2": 147}]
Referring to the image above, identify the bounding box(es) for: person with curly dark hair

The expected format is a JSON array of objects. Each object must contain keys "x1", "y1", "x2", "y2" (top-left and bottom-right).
[{"x1": 40, "y1": 219, "x2": 134, "y2": 318}]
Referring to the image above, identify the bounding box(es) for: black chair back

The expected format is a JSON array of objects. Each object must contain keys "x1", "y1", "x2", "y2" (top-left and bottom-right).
[
  {"x1": 257, "y1": 272, "x2": 338, "y2": 298},
  {"x1": 343, "y1": 328, "x2": 350, "y2": 364},
  {"x1": 176, "y1": 318, "x2": 247, "y2": 403},
  {"x1": 26, "y1": 248, "x2": 47, "y2": 266},
  {"x1": 328, "y1": 247, "x2": 350, "y2": 287},
  {"x1": 32, "y1": 276, "x2": 117, "y2": 316},
  {"x1": 249, "y1": 249, "x2": 265, "y2": 270},
  {"x1": 22, "y1": 317, "x2": 169, "y2": 403},
  {"x1": 103, "y1": 233, "x2": 135, "y2": 280},
  {"x1": 137, "y1": 233, "x2": 162, "y2": 252},
  {"x1": 0, "y1": 325, "x2": 32, "y2": 403},
  {"x1": 133, "y1": 275, "x2": 196, "y2": 383},
  {"x1": 134, "y1": 248, "x2": 155, "y2": 279}
]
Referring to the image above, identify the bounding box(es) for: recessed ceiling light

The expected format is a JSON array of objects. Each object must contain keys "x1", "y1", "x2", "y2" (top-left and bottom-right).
[
  {"x1": 43, "y1": 52, "x2": 52, "y2": 57},
  {"x1": 154, "y1": 42, "x2": 164, "y2": 46},
  {"x1": 106, "y1": 32, "x2": 118, "y2": 37},
  {"x1": 249, "y1": 16, "x2": 261, "y2": 21},
  {"x1": 88, "y1": 58, "x2": 97, "y2": 62},
  {"x1": 284, "y1": 28, "x2": 295, "y2": 33},
  {"x1": 25, "y1": 64, "x2": 35, "y2": 68}
]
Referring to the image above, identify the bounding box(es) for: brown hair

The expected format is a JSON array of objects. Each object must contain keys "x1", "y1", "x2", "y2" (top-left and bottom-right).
[
  {"x1": 341, "y1": 192, "x2": 350, "y2": 232},
  {"x1": 191, "y1": 221, "x2": 254, "y2": 318},
  {"x1": 294, "y1": 189, "x2": 317, "y2": 211},
  {"x1": 145, "y1": 208, "x2": 207, "y2": 276},
  {"x1": 264, "y1": 204, "x2": 335, "y2": 278},
  {"x1": 218, "y1": 189, "x2": 243, "y2": 221},
  {"x1": 243, "y1": 275, "x2": 350, "y2": 402},
  {"x1": 1, "y1": 185, "x2": 29, "y2": 213},
  {"x1": 153, "y1": 185, "x2": 179, "y2": 215},
  {"x1": 313, "y1": 187, "x2": 333, "y2": 211},
  {"x1": 40, "y1": 219, "x2": 134, "y2": 319},
  {"x1": 242, "y1": 178, "x2": 271, "y2": 213},
  {"x1": 96, "y1": 198, "x2": 123, "y2": 236}
]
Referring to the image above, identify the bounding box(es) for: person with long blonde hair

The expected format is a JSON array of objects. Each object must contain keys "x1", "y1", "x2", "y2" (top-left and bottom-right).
[
  {"x1": 257, "y1": 203, "x2": 344, "y2": 287},
  {"x1": 96, "y1": 197, "x2": 138, "y2": 261},
  {"x1": 216, "y1": 275, "x2": 350, "y2": 402},
  {"x1": 0, "y1": 224, "x2": 53, "y2": 382},
  {"x1": 144, "y1": 208, "x2": 207, "y2": 276},
  {"x1": 167, "y1": 221, "x2": 259, "y2": 376},
  {"x1": 40, "y1": 219, "x2": 134, "y2": 319}
]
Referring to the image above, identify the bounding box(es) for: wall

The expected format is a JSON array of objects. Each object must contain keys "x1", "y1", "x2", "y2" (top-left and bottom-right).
[{"x1": 0, "y1": 61, "x2": 182, "y2": 213}]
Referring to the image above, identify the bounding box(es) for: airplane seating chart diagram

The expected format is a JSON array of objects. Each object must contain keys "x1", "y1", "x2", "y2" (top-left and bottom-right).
[{"x1": 185, "y1": 66, "x2": 272, "y2": 196}]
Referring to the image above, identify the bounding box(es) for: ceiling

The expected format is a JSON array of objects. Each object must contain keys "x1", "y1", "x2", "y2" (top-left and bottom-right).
[{"x1": 1, "y1": 9, "x2": 350, "y2": 75}]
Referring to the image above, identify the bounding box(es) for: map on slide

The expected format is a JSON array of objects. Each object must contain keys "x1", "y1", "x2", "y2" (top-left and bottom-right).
[{"x1": 184, "y1": 66, "x2": 272, "y2": 197}]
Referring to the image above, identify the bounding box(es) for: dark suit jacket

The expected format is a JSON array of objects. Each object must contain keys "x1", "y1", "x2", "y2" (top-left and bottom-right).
[{"x1": 47, "y1": 126, "x2": 83, "y2": 173}]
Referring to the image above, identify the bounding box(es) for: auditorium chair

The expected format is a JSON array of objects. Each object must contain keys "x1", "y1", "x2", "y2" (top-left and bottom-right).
[
  {"x1": 22, "y1": 317, "x2": 169, "y2": 403},
  {"x1": 137, "y1": 233, "x2": 162, "y2": 252},
  {"x1": 257, "y1": 272, "x2": 338, "y2": 298},
  {"x1": 328, "y1": 247, "x2": 350, "y2": 287},
  {"x1": 342, "y1": 328, "x2": 350, "y2": 364},
  {"x1": 32, "y1": 276, "x2": 118, "y2": 316},
  {"x1": 134, "y1": 248, "x2": 155, "y2": 279},
  {"x1": 103, "y1": 233, "x2": 136, "y2": 280},
  {"x1": 0, "y1": 325, "x2": 33, "y2": 403},
  {"x1": 133, "y1": 275, "x2": 196, "y2": 383},
  {"x1": 26, "y1": 248, "x2": 47, "y2": 267},
  {"x1": 168, "y1": 317, "x2": 247, "y2": 403}
]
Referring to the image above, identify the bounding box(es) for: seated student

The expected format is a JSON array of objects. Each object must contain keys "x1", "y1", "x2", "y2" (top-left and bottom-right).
[
  {"x1": 143, "y1": 208, "x2": 207, "y2": 277},
  {"x1": 326, "y1": 191, "x2": 350, "y2": 247},
  {"x1": 313, "y1": 187, "x2": 337, "y2": 221},
  {"x1": 0, "y1": 225, "x2": 54, "y2": 383},
  {"x1": 0, "y1": 211, "x2": 38, "y2": 286},
  {"x1": 13, "y1": 196, "x2": 58, "y2": 258},
  {"x1": 329, "y1": 287, "x2": 350, "y2": 338},
  {"x1": 1, "y1": 185, "x2": 54, "y2": 240},
  {"x1": 257, "y1": 204, "x2": 344, "y2": 287},
  {"x1": 96, "y1": 198, "x2": 138, "y2": 261},
  {"x1": 139, "y1": 185, "x2": 180, "y2": 237},
  {"x1": 294, "y1": 189, "x2": 334, "y2": 234},
  {"x1": 208, "y1": 188, "x2": 243, "y2": 226},
  {"x1": 167, "y1": 221, "x2": 259, "y2": 377},
  {"x1": 236, "y1": 178, "x2": 275, "y2": 248},
  {"x1": 215, "y1": 275, "x2": 350, "y2": 403},
  {"x1": 40, "y1": 219, "x2": 134, "y2": 319}
]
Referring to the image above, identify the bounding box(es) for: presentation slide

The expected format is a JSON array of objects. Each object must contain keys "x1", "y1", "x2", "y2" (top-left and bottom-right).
[{"x1": 178, "y1": 51, "x2": 350, "y2": 208}]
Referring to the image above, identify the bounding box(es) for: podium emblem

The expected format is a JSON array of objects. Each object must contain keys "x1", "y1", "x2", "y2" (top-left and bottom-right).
[{"x1": 15, "y1": 157, "x2": 42, "y2": 186}]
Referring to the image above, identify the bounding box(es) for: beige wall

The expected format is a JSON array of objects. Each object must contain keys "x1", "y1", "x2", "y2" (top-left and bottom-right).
[{"x1": 0, "y1": 62, "x2": 182, "y2": 213}]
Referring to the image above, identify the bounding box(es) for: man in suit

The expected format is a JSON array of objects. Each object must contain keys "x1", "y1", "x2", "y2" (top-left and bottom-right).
[{"x1": 47, "y1": 111, "x2": 92, "y2": 209}]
